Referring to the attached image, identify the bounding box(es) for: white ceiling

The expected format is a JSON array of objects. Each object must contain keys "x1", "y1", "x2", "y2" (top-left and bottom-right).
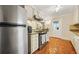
[
  {"x1": 32, "y1": 5, "x2": 76, "y2": 16},
  {"x1": 32, "y1": 5, "x2": 56, "y2": 11}
]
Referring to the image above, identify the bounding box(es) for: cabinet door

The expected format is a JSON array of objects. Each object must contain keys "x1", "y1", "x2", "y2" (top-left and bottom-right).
[
  {"x1": 31, "y1": 34, "x2": 38, "y2": 53},
  {"x1": 73, "y1": 35, "x2": 79, "y2": 53}
]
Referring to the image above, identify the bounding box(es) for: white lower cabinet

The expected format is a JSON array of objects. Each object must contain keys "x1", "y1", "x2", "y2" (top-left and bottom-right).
[
  {"x1": 72, "y1": 35, "x2": 79, "y2": 54},
  {"x1": 31, "y1": 34, "x2": 38, "y2": 53}
]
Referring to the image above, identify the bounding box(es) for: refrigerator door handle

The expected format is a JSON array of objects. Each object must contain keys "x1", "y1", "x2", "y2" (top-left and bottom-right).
[{"x1": 0, "y1": 22, "x2": 26, "y2": 27}]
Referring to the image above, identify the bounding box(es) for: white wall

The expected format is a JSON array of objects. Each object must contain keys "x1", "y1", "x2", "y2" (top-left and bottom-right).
[
  {"x1": 48, "y1": 13, "x2": 74, "y2": 40},
  {"x1": 60, "y1": 13, "x2": 74, "y2": 40}
]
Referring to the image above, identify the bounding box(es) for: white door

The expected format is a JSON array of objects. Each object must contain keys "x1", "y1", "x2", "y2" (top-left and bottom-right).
[{"x1": 52, "y1": 20, "x2": 62, "y2": 38}]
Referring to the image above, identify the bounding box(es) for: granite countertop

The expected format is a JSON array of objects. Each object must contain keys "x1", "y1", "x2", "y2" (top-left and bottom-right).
[{"x1": 28, "y1": 29, "x2": 48, "y2": 35}]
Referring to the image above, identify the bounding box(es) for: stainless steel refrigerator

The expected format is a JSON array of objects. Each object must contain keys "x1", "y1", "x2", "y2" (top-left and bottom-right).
[{"x1": 0, "y1": 6, "x2": 28, "y2": 54}]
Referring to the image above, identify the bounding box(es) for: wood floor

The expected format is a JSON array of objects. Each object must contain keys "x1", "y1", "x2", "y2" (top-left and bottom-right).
[{"x1": 33, "y1": 37, "x2": 76, "y2": 54}]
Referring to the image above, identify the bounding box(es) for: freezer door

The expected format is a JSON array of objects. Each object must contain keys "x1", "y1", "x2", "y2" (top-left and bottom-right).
[
  {"x1": 0, "y1": 6, "x2": 3, "y2": 22},
  {"x1": 1, "y1": 5, "x2": 27, "y2": 24}
]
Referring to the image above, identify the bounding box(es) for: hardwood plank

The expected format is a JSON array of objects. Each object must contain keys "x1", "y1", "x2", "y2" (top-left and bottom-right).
[{"x1": 33, "y1": 37, "x2": 76, "y2": 54}]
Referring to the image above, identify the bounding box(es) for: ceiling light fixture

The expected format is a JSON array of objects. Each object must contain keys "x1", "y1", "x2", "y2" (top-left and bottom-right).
[{"x1": 56, "y1": 5, "x2": 61, "y2": 12}]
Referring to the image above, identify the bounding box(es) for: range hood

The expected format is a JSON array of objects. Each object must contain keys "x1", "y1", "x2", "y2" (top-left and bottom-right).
[
  {"x1": 70, "y1": 23, "x2": 79, "y2": 35},
  {"x1": 33, "y1": 15, "x2": 43, "y2": 21}
]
